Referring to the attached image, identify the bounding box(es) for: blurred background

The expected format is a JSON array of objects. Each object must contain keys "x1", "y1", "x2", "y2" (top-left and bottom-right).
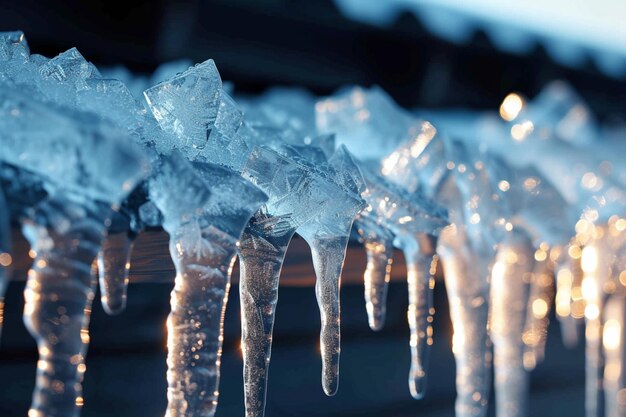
[{"x1": 0, "y1": 0, "x2": 621, "y2": 415}]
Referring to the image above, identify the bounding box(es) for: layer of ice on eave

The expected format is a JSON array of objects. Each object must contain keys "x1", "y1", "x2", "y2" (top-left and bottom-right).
[{"x1": 334, "y1": 0, "x2": 626, "y2": 78}]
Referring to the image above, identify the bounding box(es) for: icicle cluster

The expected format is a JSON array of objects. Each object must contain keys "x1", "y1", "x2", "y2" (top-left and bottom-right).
[{"x1": 1, "y1": 30, "x2": 626, "y2": 417}]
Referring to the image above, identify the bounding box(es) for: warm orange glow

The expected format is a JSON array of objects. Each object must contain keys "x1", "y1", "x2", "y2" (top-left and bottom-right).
[
  {"x1": 511, "y1": 121, "x2": 534, "y2": 141},
  {"x1": 603, "y1": 319, "x2": 621, "y2": 351},
  {"x1": 532, "y1": 299, "x2": 549, "y2": 319},
  {"x1": 499, "y1": 93, "x2": 525, "y2": 121},
  {"x1": 0, "y1": 252, "x2": 12, "y2": 267}
]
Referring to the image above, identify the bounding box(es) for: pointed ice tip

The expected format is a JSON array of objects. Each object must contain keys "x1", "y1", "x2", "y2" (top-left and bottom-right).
[
  {"x1": 0, "y1": 30, "x2": 30, "y2": 61},
  {"x1": 368, "y1": 316, "x2": 385, "y2": 332},
  {"x1": 323, "y1": 381, "x2": 338, "y2": 397},
  {"x1": 322, "y1": 374, "x2": 339, "y2": 397},
  {"x1": 409, "y1": 374, "x2": 427, "y2": 400},
  {"x1": 101, "y1": 298, "x2": 126, "y2": 316}
]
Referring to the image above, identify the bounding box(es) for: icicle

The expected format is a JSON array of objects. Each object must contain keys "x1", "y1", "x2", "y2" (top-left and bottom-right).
[
  {"x1": 239, "y1": 221, "x2": 295, "y2": 417},
  {"x1": 581, "y1": 240, "x2": 607, "y2": 417},
  {"x1": 522, "y1": 245, "x2": 554, "y2": 370},
  {"x1": 306, "y1": 236, "x2": 347, "y2": 396},
  {"x1": 360, "y1": 226, "x2": 394, "y2": 332},
  {"x1": 297, "y1": 144, "x2": 365, "y2": 396},
  {"x1": 238, "y1": 147, "x2": 329, "y2": 417},
  {"x1": 165, "y1": 223, "x2": 239, "y2": 417},
  {"x1": 150, "y1": 155, "x2": 267, "y2": 417},
  {"x1": 490, "y1": 234, "x2": 533, "y2": 417},
  {"x1": 22, "y1": 196, "x2": 109, "y2": 417},
  {"x1": 0, "y1": 187, "x2": 10, "y2": 339},
  {"x1": 397, "y1": 233, "x2": 438, "y2": 399},
  {"x1": 602, "y1": 294, "x2": 626, "y2": 417},
  {"x1": 439, "y1": 224, "x2": 492, "y2": 417},
  {"x1": 97, "y1": 232, "x2": 134, "y2": 315}
]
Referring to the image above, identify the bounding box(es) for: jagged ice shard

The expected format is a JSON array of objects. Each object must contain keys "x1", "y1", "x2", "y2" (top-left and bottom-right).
[
  {"x1": 0, "y1": 86, "x2": 146, "y2": 417},
  {"x1": 144, "y1": 59, "x2": 249, "y2": 171},
  {"x1": 316, "y1": 85, "x2": 422, "y2": 161}
]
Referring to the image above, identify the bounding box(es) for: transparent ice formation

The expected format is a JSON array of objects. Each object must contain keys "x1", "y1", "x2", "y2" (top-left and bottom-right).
[
  {"x1": 382, "y1": 121, "x2": 504, "y2": 412},
  {"x1": 438, "y1": 221, "x2": 492, "y2": 417},
  {"x1": 490, "y1": 232, "x2": 533, "y2": 417},
  {"x1": 0, "y1": 30, "x2": 29, "y2": 62},
  {"x1": 521, "y1": 250, "x2": 553, "y2": 371},
  {"x1": 0, "y1": 88, "x2": 145, "y2": 204},
  {"x1": 316, "y1": 86, "x2": 424, "y2": 161},
  {"x1": 442, "y1": 164, "x2": 500, "y2": 417},
  {"x1": 316, "y1": 109, "x2": 447, "y2": 344},
  {"x1": 397, "y1": 232, "x2": 439, "y2": 399},
  {"x1": 355, "y1": 216, "x2": 395, "y2": 331},
  {"x1": 352, "y1": 158, "x2": 448, "y2": 399},
  {"x1": 144, "y1": 59, "x2": 249, "y2": 171},
  {"x1": 21, "y1": 196, "x2": 113, "y2": 417},
  {"x1": 0, "y1": 35, "x2": 147, "y2": 417},
  {"x1": 512, "y1": 81, "x2": 597, "y2": 147},
  {"x1": 100, "y1": 59, "x2": 193, "y2": 100},
  {"x1": 4, "y1": 30, "x2": 626, "y2": 417},
  {"x1": 150, "y1": 154, "x2": 267, "y2": 417},
  {"x1": 233, "y1": 87, "x2": 368, "y2": 399},
  {"x1": 357, "y1": 164, "x2": 448, "y2": 333},
  {"x1": 239, "y1": 146, "x2": 364, "y2": 417},
  {"x1": 296, "y1": 146, "x2": 366, "y2": 396}
]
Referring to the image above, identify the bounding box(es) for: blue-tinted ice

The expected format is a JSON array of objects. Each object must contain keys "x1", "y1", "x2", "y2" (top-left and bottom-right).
[
  {"x1": 149, "y1": 154, "x2": 267, "y2": 417},
  {"x1": 238, "y1": 146, "x2": 367, "y2": 417},
  {"x1": 1, "y1": 89, "x2": 146, "y2": 417}
]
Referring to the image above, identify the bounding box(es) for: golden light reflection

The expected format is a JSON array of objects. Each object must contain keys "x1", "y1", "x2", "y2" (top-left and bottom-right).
[
  {"x1": 511, "y1": 120, "x2": 534, "y2": 141},
  {"x1": 585, "y1": 304, "x2": 600, "y2": 321},
  {"x1": 532, "y1": 299, "x2": 548, "y2": 319},
  {"x1": 499, "y1": 93, "x2": 525, "y2": 121},
  {"x1": 603, "y1": 319, "x2": 621, "y2": 351},
  {"x1": 0, "y1": 252, "x2": 12, "y2": 267},
  {"x1": 568, "y1": 245, "x2": 582, "y2": 259},
  {"x1": 556, "y1": 268, "x2": 573, "y2": 317},
  {"x1": 581, "y1": 246, "x2": 598, "y2": 273},
  {"x1": 534, "y1": 249, "x2": 547, "y2": 262}
]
